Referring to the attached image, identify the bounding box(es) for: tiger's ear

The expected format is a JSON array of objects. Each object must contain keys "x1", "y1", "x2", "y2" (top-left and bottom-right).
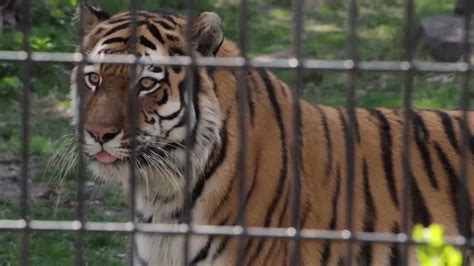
[
  {"x1": 76, "y1": 3, "x2": 110, "y2": 33},
  {"x1": 191, "y1": 12, "x2": 224, "y2": 56}
]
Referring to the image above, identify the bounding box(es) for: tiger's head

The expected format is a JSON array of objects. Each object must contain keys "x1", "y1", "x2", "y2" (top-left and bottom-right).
[{"x1": 70, "y1": 4, "x2": 223, "y2": 189}]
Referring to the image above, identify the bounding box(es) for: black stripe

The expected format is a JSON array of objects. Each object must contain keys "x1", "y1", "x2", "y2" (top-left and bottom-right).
[
  {"x1": 412, "y1": 111, "x2": 439, "y2": 189},
  {"x1": 160, "y1": 76, "x2": 184, "y2": 138},
  {"x1": 357, "y1": 159, "x2": 375, "y2": 265},
  {"x1": 161, "y1": 105, "x2": 185, "y2": 134},
  {"x1": 168, "y1": 47, "x2": 183, "y2": 73},
  {"x1": 354, "y1": 110, "x2": 361, "y2": 143},
  {"x1": 158, "y1": 103, "x2": 183, "y2": 120},
  {"x1": 136, "y1": 211, "x2": 153, "y2": 223},
  {"x1": 139, "y1": 35, "x2": 156, "y2": 50},
  {"x1": 219, "y1": 148, "x2": 261, "y2": 221},
  {"x1": 93, "y1": 27, "x2": 105, "y2": 35},
  {"x1": 455, "y1": 116, "x2": 474, "y2": 154},
  {"x1": 410, "y1": 170, "x2": 432, "y2": 226},
  {"x1": 107, "y1": 16, "x2": 131, "y2": 24},
  {"x1": 262, "y1": 190, "x2": 290, "y2": 264},
  {"x1": 434, "y1": 142, "x2": 466, "y2": 235},
  {"x1": 434, "y1": 111, "x2": 460, "y2": 153},
  {"x1": 239, "y1": 149, "x2": 260, "y2": 217},
  {"x1": 160, "y1": 67, "x2": 171, "y2": 87},
  {"x1": 245, "y1": 68, "x2": 288, "y2": 263},
  {"x1": 153, "y1": 191, "x2": 175, "y2": 204},
  {"x1": 169, "y1": 208, "x2": 183, "y2": 222},
  {"x1": 162, "y1": 15, "x2": 177, "y2": 25},
  {"x1": 162, "y1": 114, "x2": 186, "y2": 139},
  {"x1": 321, "y1": 166, "x2": 341, "y2": 265},
  {"x1": 211, "y1": 236, "x2": 230, "y2": 261},
  {"x1": 169, "y1": 47, "x2": 185, "y2": 55},
  {"x1": 337, "y1": 109, "x2": 349, "y2": 173},
  {"x1": 371, "y1": 109, "x2": 399, "y2": 208},
  {"x1": 162, "y1": 73, "x2": 201, "y2": 144},
  {"x1": 213, "y1": 37, "x2": 225, "y2": 56},
  {"x1": 146, "y1": 23, "x2": 164, "y2": 43},
  {"x1": 190, "y1": 71, "x2": 202, "y2": 148},
  {"x1": 96, "y1": 48, "x2": 113, "y2": 54},
  {"x1": 247, "y1": 73, "x2": 256, "y2": 126},
  {"x1": 190, "y1": 215, "x2": 231, "y2": 264},
  {"x1": 299, "y1": 201, "x2": 311, "y2": 228},
  {"x1": 315, "y1": 106, "x2": 333, "y2": 181},
  {"x1": 143, "y1": 112, "x2": 155, "y2": 125},
  {"x1": 210, "y1": 173, "x2": 234, "y2": 219},
  {"x1": 389, "y1": 222, "x2": 400, "y2": 266},
  {"x1": 149, "y1": 66, "x2": 163, "y2": 73},
  {"x1": 103, "y1": 22, "x2": 129, "y2": 36},
  {"x1": 471, "y1": 133, "x2": 474, "y2": 155},
  {"x1": 102, "y1": 36, "x2": 129, "y2": 45},
  {"x1": 103, "y1": 20, "x2": 146, "y2": 37},
  {"x1": 155, "y1": 89, "x2": 168, "y2": 105},
  {"x1": 166, "y1": 34, "x2": 179, "y2": 41},
  {"x1": 105, "y1": 11, "x2": 148, "y2": 24},
  {"x1": 156, "y1": 19, "x2": 174, "y2": 30},
  {"x1": 191, "y1": 110, "x2": 230, "y2": 206},
  {"x1": 190, "y1": 238, "x2": 213, "y2": 264},
  {"x1": 133, "y1": 240, "x2": 149, "y2": 266}
]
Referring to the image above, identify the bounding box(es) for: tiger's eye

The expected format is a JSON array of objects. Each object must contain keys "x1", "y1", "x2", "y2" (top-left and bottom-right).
[
  {"x1": 140, "y1": 77, "x2": 157, "y2": 89},
  {"x1": 87, "y1": 73, "x2": 100, "y2": 85}
]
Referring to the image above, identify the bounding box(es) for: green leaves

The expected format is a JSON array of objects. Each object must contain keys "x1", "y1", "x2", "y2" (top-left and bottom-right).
[
  {"x1": 30, "y1": 37, "x2": 54, "y2": 52},
  {"x1": 412, "y1": 224, "x2": 463, "y2": 266}
]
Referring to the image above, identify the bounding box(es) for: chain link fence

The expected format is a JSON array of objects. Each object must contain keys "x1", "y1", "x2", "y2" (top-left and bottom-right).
[{"x1": 0, "y1": 0, "x2": 472, "y2": 265}]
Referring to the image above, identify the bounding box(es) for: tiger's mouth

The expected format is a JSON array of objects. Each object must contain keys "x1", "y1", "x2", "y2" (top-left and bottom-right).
[
  {"x1": 95, "y1": 150, "x2": 119, "y2": 164},
  {"x1": 88, "y1": 143, "x2": 181, "y2": 168}
]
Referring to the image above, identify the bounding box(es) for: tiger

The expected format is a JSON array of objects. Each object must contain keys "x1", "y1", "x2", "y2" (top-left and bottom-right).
[{"x1": 71, "y1": 3, "x2": 474, "y2": 265}]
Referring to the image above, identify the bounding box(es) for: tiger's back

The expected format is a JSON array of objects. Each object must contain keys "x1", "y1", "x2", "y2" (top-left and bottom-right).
[{"x1": 208, "y1": 62, "x2": 474, "y2": 264}]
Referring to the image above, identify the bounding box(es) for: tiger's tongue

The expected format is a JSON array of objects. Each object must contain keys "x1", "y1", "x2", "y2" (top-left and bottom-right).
[{"x1": 95, "y1": 151, "x2": 118, "y2": 164}]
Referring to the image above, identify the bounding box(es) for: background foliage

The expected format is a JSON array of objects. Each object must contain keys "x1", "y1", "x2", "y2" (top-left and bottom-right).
[{"x1": 0, "y1": 0, "x2": 471, "y2": 264}]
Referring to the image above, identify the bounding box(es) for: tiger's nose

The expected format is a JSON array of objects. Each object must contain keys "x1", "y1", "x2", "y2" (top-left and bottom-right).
[{"x1": 86, "y1": 127, "x2": 121, "y2": 144}]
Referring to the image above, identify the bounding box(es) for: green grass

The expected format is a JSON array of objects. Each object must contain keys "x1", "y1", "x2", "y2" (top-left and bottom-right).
[
  {"x1": 0, "y1": 199, "x2": 126, "y2": 265},
  {"x1": 0, "y1": 0, "x2": 471, "y2": 264}
]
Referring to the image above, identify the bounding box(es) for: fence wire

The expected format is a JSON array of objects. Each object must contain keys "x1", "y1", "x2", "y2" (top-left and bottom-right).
[{"x1": 0, "y1": 0, "x2": 472, "y2": 265}]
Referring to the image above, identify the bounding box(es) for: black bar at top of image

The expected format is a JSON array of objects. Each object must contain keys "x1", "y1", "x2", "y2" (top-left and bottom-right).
[{"x1": 18, "y1": 0, "x2": 32, "y2": 265}]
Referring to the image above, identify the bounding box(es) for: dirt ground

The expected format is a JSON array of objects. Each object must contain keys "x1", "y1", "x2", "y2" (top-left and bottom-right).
[
  {"x1": 0, "y1": 157, "x2": 46, "y2": 204},
  {"x1": 0, "y1": 156, "x2": 125, "y2": 220}
]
